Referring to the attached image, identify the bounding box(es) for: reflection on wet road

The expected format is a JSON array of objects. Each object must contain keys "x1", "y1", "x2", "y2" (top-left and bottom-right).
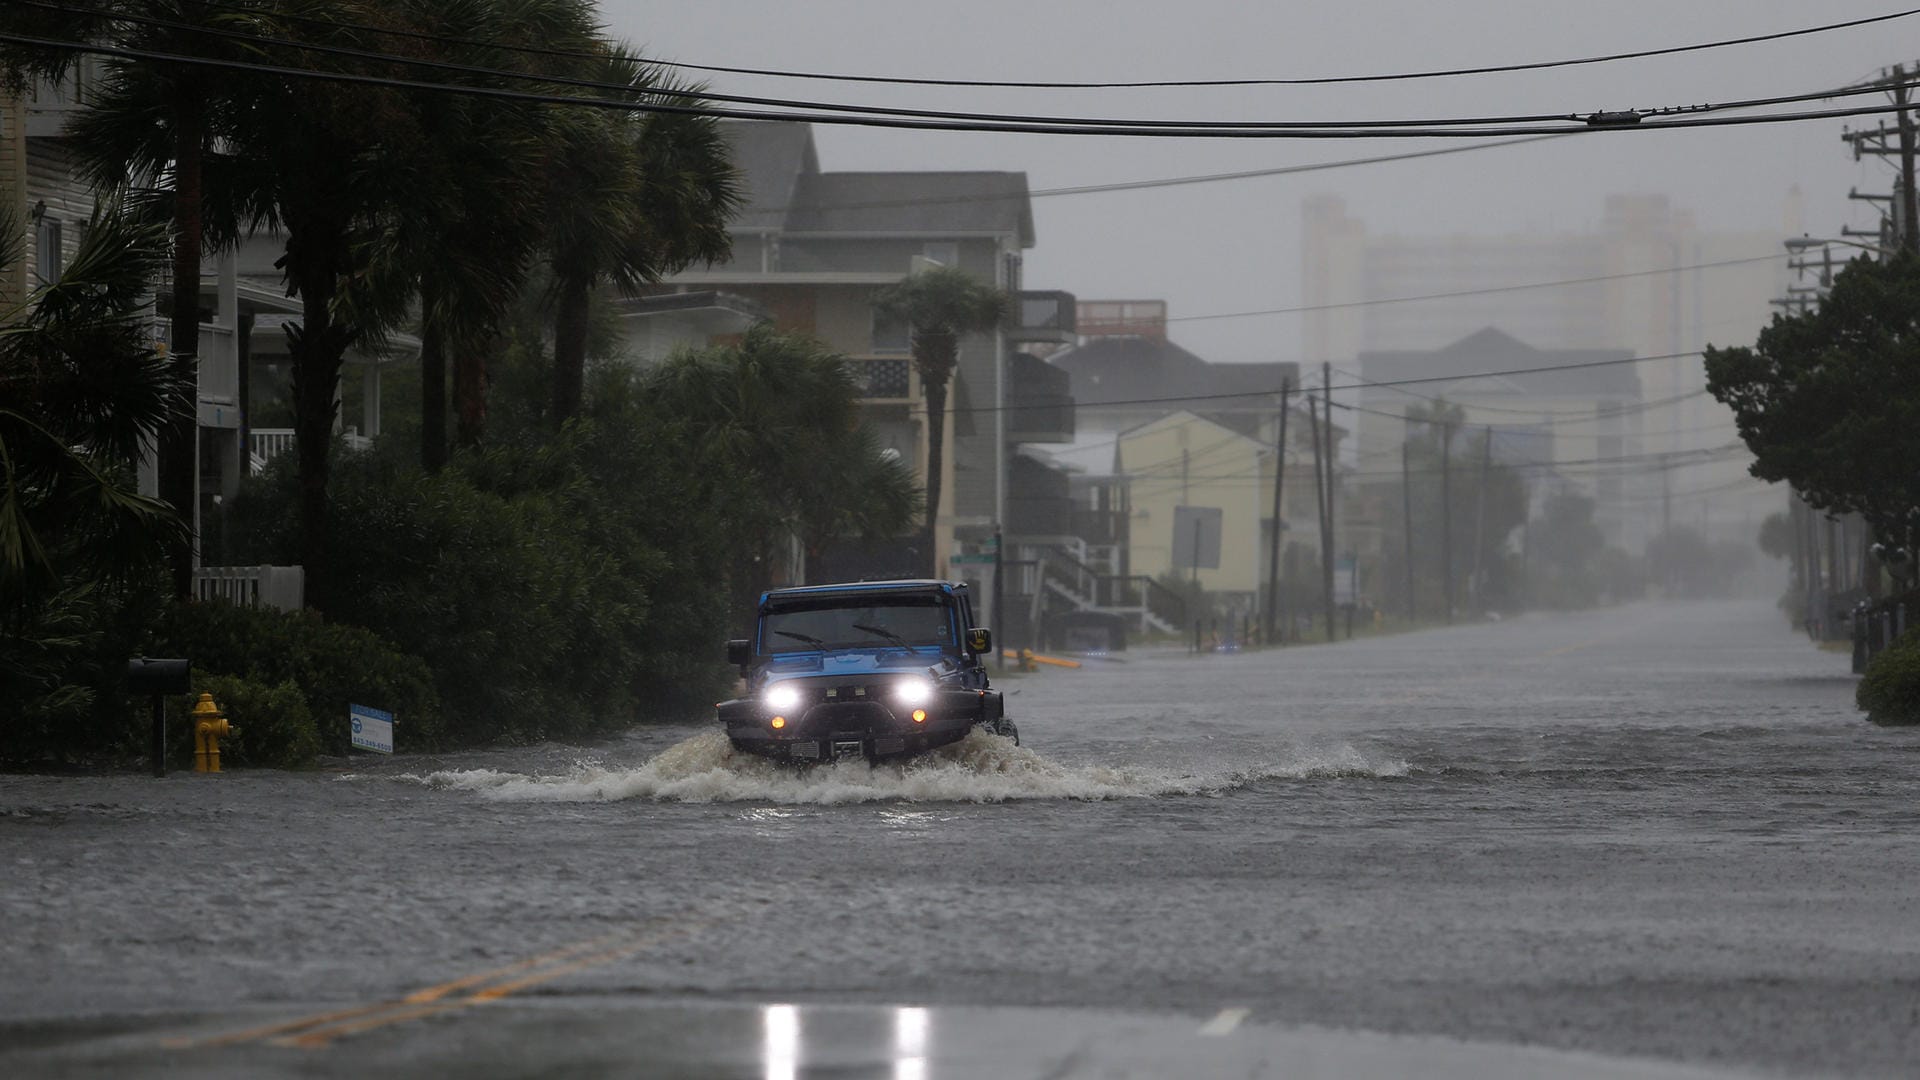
[{"x1": 2, "y1": 600, "x2": 1916, "y2": 1077}]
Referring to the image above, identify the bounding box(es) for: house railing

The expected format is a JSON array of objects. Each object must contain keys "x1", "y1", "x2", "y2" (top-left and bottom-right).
[
  {"x1": 194, "y1": 565, "x2": 304, "y2": 613},
  {"x1": 249, "y1": 428, "x2": 371, "y2": 474}
]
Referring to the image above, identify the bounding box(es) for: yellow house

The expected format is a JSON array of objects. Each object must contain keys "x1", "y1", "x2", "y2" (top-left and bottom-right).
[{"x1": 1115, "y1": 411, "x2": 1272, "y2": 606}]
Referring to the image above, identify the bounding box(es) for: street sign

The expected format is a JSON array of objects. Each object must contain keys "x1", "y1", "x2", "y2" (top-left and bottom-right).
[
  {"x1": 951, "y1": 553, "x2": 996, "y2": 565},
  {"x1": 1172, "y1": 506, "x2": 1223, "y2": 571},
  {"x1": 1334, "y1": 556, "x2": 1358, "y2": 607},
  {"x1": 349, "y1": 704, "x2": 395, "y2": 755}
]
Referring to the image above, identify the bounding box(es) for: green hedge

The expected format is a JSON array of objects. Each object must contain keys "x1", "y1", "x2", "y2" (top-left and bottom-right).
[
  {"x1": 165, "y1": 672, "x2": 318, "y2": 769},
  {"x1": 154, "y1": 601, "x2": 443, "y2": 753},
  {"x1": 1858, "y1": 627, "x2": 1920, "y2": 726}
]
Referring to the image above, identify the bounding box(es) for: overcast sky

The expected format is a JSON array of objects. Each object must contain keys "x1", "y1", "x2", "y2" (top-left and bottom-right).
[{"x1": 600, "y1": 1, "x2": 1912, "y2": 363}]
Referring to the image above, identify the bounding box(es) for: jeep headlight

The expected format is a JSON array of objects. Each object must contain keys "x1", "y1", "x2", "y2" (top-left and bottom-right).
[
  {"x1": 764, "y1": 684, "x2": 801, "y2": 711},
  {"x1": 894, "y1": 678, "x2": 934, "y2": 706}
]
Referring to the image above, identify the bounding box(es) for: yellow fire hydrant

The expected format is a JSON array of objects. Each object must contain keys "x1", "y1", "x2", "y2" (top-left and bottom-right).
[{"x1": 191, "y1": 693, "x2": 236, "y2": 773}]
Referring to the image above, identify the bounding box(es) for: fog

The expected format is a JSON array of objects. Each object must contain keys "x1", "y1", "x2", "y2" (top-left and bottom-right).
[{"x1": 600, "y1": 0, "x2": 1899, "y2": 364}]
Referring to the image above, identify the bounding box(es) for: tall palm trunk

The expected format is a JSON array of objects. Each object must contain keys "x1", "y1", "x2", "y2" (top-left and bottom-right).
[
  {"x1": 453, "y1": 328, "x2": 489, "y2": 447},
  {"x1": 914, "y1": 329, "x2": 958, "y2": 578},
  {"x1": 286, "y1": 228, "x2": 352, "y2": 614},
  {"x1": 551, "y1": 275, "x2": 590, "y2": 424},
  {"x1": 161, "y1": 92, "x2": 203, "y2": 599},
  {"x1": 419, "y1": 286, "x2": 447, "y2": 472}
]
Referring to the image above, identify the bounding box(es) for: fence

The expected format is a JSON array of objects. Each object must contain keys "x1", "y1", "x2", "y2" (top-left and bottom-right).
[
  {"x1": 1853, "y1": 591, "x2": 1917, "y2": 674},
  {"x1": 194, "y1": 565, "x2": 305, "y2": 613}
]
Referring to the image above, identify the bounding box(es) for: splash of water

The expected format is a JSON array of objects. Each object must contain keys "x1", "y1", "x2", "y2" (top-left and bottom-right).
[{"x1": 407, "y1": 729, "x2": 1409, "y2": 805}]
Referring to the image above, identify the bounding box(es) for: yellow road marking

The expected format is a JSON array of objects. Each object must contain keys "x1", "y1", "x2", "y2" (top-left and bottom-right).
[{"x1": 164, "y1": 920, "x2": 702, "y2": 1052}]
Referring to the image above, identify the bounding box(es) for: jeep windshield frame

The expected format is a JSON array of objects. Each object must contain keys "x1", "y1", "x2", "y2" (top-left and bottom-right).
[{"x1": 758, "y1": 593, "x2": 961, "y2": 656}]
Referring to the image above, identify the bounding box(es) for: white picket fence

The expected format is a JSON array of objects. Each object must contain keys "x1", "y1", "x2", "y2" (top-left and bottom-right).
[{"x1": 193, "y1": 565, "x2": 305, "y2": 613}]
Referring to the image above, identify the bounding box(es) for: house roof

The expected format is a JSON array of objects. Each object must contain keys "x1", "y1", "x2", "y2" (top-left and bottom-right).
[
  {"x1": 717, "y1": 120, "x2": 1034, "y2": 245},
  {"x1": 787, "y1": 171, "x2": 1034, "y2": 244},
  {"x1": 1358, "y1": 327, "x2": 1640, "y2": 399},
  {"x1": 721, "y1": 121, "x2": 817, "y2": 231},
  {"x1": 1048, "y1": 336, "x2": 1296, "y2": 411}
]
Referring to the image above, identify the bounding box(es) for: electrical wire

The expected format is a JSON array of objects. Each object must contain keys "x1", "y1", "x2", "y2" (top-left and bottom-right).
[
  {"x1": 154, "y1": 0, "x2": 1920, "y2": 92},
  {"x1": 28, "y1": 0, "x2": 1920, "y2": 133},
  {"x1": 952, "y1": 348, "x2": 1706, "y2": 416},
  {"x1": 1165, "y1": 253, "x2": 1789, "y2": 324},
  {"x1": 9, "y1": 30, "x2": 1920, "y2": 139}
]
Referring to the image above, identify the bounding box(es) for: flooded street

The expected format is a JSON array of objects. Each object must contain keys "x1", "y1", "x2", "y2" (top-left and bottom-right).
[{"x1": 4, "y1": 600, "x2": 1917, "y2": 1077}]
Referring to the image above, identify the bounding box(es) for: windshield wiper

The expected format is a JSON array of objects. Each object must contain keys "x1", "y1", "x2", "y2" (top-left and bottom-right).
[
  {"x1": 851, "y1": 623, "x2": 914, "y2": 650},
  {"x1": 774, "y1": 630, "x2": 826, "y2": 647}
]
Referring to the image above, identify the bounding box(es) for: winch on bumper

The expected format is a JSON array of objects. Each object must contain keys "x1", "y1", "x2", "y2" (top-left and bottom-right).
[{"x1": 719, "y1": 683, "x2": 1000, "y2": 762}]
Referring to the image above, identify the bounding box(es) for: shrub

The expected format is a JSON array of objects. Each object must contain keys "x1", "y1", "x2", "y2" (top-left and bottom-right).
[
  {"x1": 1858, "y1": 627, "x2": 1920, "y2": 725},
  {"x1": 167, "y1": 672, "x2": 318, "y2": 769},
  {"x1": 153, "y1": 601, "x2": 442, "y2": 753}
]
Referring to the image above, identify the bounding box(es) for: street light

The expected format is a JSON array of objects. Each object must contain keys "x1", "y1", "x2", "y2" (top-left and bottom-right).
[{"x1": 1783, "y1": 234, "x2": 1897, "y2": 257}]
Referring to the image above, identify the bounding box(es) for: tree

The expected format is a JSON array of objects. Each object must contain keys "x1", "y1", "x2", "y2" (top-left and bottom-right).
[
  {"x1": 7, "y1": 1, "x2": 256, "y2": 599},
  {"x1": 543, "y1": 56, "x2": 738, "y2": 424},
  {"x1": 0, "y1": 203, "x2": 187, "y2": 604},
  {"x1": 871, "y1": 266, "x2": 1009, "y2": 575},
  {"x1": 1, "y1": 203, "x2": 188, "y2": 757},
  {"x1": 1380, "y1": 400, "x2": 1527, "y2": 614},
  {"x1": 369, "y1": 0, "x2": 602, "y2": 466},
  {"x1": 1705, "y1": 252, "x2": 1920, "y2": 537},
  {"x1": 640, "y1": 324, "x2": 921, "y2": 613}
]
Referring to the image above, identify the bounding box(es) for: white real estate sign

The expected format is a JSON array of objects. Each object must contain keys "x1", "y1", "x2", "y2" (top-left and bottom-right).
[{"x1": 349, "y1": 704, "x2": 394, "y2": 755}]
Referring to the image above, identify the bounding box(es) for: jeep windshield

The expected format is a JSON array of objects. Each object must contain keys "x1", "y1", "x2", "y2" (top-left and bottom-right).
[{"x1": 761, "y1": 596, "x2": 957, "y2": 654}]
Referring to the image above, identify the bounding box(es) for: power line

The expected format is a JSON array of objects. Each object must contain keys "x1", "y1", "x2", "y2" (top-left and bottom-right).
[
  {"x1": 96, "y1": 0, "x2": 1920, "y2": 92},
  {"x1": 961, "y1": 349, "x2": 1704, "y2": 415},
  {"x1": 1166, "y1": 252, "x2": 1788, "y2": 324},
  {"x1": 34, "y1": 0, "x2": 1920, "y2": 133},
  {"x1": 10, "y1": 30, "x2": 1920, "y2": 139}
]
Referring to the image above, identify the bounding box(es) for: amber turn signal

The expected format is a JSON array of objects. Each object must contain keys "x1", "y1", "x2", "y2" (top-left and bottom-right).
[
  {"x1": 770, "y1": 716, "x2": 786, "y2": 729},
  {"x1": 911, "y1": 709, "x2": 927, "y2": 723}
]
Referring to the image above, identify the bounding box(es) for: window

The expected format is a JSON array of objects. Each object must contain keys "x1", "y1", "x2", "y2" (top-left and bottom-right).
[
  {"x1": 872, "y1": 308, "x2": 911, "y2": 354},
  {"x1": 35, "y1": 218, "x2": 62, "y2": 283},
  {"x1": 921, "y1": 241, "x2": 958, "y2": 267}
]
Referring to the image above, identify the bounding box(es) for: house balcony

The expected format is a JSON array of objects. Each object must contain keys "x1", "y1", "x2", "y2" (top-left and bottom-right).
[
  {"x1": 1007, "y1": 290, "x2": 1077, "y2": 346},
  {"x1": 1006, "y1": 351, "x2": 1073, "y2": 443},
  {"x1": 851, "y1": 355, "x2": 916, "y2": 402}
]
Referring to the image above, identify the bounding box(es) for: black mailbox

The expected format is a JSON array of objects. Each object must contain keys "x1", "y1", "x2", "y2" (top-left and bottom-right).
[{"x1": 127, "y1": 658, "x2": 191, "y2": 695}]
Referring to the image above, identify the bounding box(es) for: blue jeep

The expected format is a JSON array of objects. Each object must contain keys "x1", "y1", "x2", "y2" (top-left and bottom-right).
[{"x1": 719, "y1": 579, "x2": 1014, "y2": 762}]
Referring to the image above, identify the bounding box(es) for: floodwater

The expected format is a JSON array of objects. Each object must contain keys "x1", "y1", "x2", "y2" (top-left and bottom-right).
[{"x1": 3, "y1": 600, "x2": 1916, "y2": 1077}]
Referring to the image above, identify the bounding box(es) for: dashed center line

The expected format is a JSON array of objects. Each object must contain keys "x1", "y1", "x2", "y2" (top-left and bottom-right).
[{"x1": 162, "y1": 918, "x2": 704, "y2": 1052}]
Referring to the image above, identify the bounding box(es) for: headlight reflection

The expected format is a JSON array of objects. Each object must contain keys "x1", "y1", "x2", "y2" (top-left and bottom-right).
[
  {"x1": 894, "y1": 1006, "x2": 929, "y2": 1080},
  {"x1": 763, "y1": 1003, "x2": 798, "y2": 1080}
]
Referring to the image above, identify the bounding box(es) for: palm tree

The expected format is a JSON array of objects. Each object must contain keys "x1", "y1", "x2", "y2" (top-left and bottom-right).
[
  {"x1": 9, "y1": 1, "x2": 254, "y2": 599},
  {"x1": 543, "y1": 55, "x2": 738, "y2": 423},
  {"x1": 0, "y1": 202, "x2": 188, "y2": 606},
  {"x1": 375, "y1": 0, "x2": 601, "y2": 466},
  {"x1": 871, "y1": 266, "x2": 1008, "y2": 575}
]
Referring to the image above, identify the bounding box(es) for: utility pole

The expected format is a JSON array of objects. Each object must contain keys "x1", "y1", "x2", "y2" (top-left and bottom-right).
[
  {"x1": 1318, "y1": 363, "x2": 1338, "y2": 642},
  {"x1": 1264, "y1": 378, "x2": 1291, "y2": 646},
  {"x1": 1307, "y1": 389, "x2": 1334, "y2": 642},
  {"x1": 1401, "y1": 436, "x2": 1415, "y2": 621},
  {"x1": 1897, "y1": 64, "x2": 1918, "y2": 252},
  {"x1": 1440, "y1": 419, "x2": 1455, "y2": 625},
  {"x1": 1471, "y1": 425, "x2": 1491, "y2": 612}
]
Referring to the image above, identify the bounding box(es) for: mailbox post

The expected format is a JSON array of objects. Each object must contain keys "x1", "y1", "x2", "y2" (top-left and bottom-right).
[{"x1": 127, "y1": 658, "x2": 190, "y2": 776}]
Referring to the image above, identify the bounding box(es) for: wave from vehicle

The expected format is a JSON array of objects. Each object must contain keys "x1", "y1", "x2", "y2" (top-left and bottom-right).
[{"x1": 409, "y1": 729, "x2": 1409, "y2": 805}]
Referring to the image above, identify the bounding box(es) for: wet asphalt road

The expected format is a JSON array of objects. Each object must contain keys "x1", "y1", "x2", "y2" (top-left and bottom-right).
[{"x1": 2, "y1": 599, "x2": 1916, "y2": 1078}]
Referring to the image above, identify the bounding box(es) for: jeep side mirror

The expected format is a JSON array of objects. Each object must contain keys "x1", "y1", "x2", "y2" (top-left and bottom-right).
[
  {"x1": 965, "y1": 627, "x2": 992, "y2": 655},
  {"x1": 726, "y1": 639, "x2": 751, "y2": 666}
]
